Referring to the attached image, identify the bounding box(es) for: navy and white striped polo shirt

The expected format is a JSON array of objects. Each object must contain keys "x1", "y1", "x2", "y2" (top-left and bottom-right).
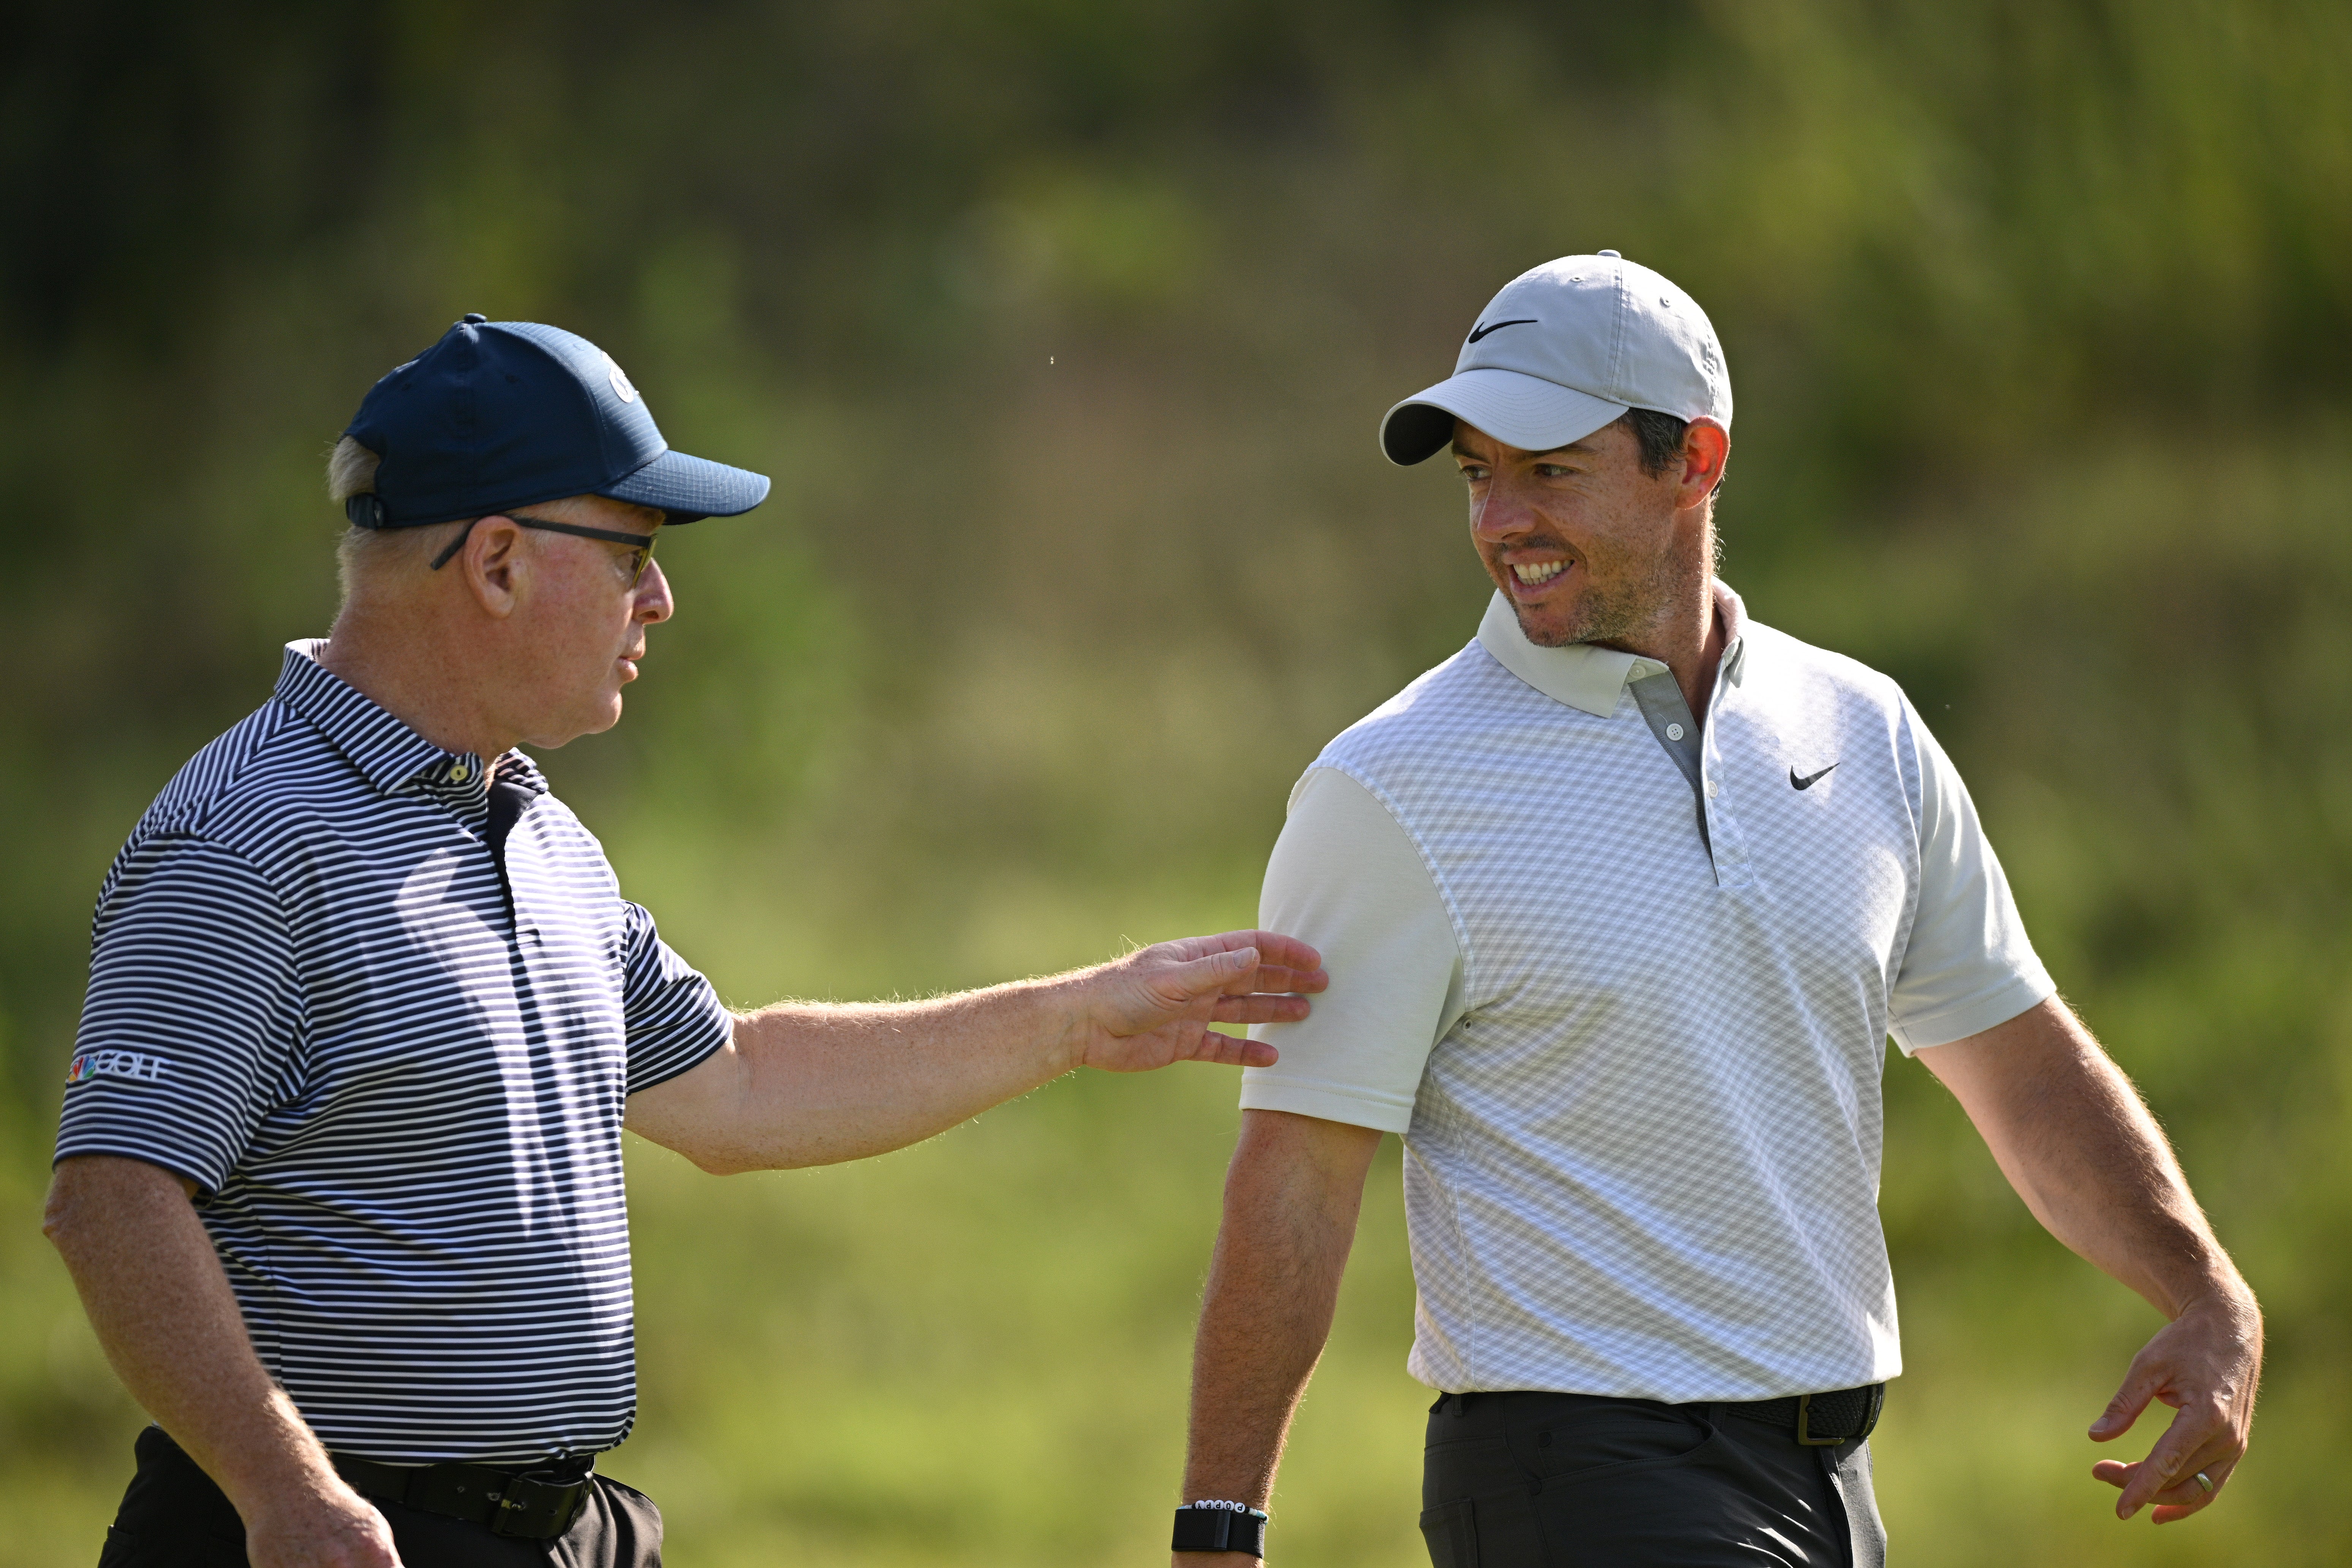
[{"x1": 56, "y1": 641, "x2": 732, "y2": 1464}]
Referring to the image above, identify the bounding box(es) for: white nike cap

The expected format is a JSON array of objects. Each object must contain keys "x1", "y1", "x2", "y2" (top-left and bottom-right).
[{"x1": 1380, "y1": 251, "x2": 1732, "y2": 465}]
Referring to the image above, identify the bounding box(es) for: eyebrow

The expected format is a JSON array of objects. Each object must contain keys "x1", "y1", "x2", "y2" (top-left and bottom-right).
[{"x1": 1450, "y1": 441, "x2": 1590, "y2": 460}]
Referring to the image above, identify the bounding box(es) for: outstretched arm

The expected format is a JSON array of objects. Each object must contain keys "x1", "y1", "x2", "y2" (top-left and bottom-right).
[
  {"x1": 1917, "y1": 996, "x2": 2262, "y2": 1525},
  {"x1": 1174, "y1": 1108, "x2": 1385, "y2": 1567},
  {"x1": 44, "y1": 1155, "x2": 401, "y2": 1568},
  {"x1": 624, "y1": 931, "x2": 1325, "y2": 1171}
]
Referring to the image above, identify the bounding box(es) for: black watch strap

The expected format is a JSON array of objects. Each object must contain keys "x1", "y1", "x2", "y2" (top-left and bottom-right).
[{"x1": 1172, "y1": 1502, "x2": 1268, "y2": 1555}]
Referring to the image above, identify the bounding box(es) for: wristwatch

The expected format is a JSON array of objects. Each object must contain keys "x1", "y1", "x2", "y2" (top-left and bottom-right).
[{"x1": 1172, "y1": 1500, "x2": 1269, "y2": 1556}]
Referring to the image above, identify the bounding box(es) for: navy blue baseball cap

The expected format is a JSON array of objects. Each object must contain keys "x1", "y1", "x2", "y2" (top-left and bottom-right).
[{"x1": 341, "y1": 314, "x2": 770, "y2": 529}]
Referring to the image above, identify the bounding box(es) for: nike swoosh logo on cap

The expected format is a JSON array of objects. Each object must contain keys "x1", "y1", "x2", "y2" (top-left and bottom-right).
[
  {"x1": 1465, "y1": 318, "x2": 1538, "y2": 343},
  {"x1": 1790, "y1": 763, "x2": 1839, "y2": 790}
]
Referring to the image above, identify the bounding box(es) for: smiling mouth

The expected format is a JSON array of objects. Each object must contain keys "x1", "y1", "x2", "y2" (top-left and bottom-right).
[{"x1": 1509, "y1": 559, "x2": 1570, "y2": 591}]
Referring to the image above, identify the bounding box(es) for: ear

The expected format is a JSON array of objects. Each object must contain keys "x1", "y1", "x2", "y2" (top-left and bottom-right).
[
  {"x1": 460, "y1": 515, "x2": 530, "y2": 618},
  {"x1": 1676, "y1": 419, "x2": 1731, "y2": 509}
]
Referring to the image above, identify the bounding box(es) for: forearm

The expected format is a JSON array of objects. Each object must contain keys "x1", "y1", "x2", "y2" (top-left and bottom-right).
[
  {"x1": 1180, "y1": 1111, "x2": 1381, "y2": 1557},
  {"x1": 44, "y1": 1156, "x2": 338, "y2": 1510},
  {"x1": 623, "y1": 969, "x2": 1098, "y2": 1173},
  {"x1": 1920, "y1": 999, "x2": 2250, "y2": 1316},
  {"x1": 721, "y1": 977, "x2": 1086, "y2": 1167},
  {"x1": 628, "y1": 933, "x2": 1314, "y2": 1173},
  {"x1": 1923, "y1": 997, "x2": 2263, "y2": 1519}
]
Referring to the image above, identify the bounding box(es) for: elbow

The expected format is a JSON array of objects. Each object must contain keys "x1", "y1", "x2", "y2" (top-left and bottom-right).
[
  {"x1": 692, "y1": 1142, "x2": 836, "y2": 1175},
  {"x1": 676, "y1": 1136, "x2": 779, "y2": 1176},
  {"x1": 41, "y1": 1175, "x2": 91, "y2": 1257}
]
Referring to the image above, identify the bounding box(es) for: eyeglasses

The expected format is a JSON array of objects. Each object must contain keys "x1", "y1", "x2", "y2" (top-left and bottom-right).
[{"x1": 430, "y1": 513, "x2": 660, "y2": 586}]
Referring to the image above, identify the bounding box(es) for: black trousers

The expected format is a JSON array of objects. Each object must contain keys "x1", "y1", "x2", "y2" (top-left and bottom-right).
[
  {"x1": 1419, "y1": 1391, "x2": 1887, "y2": 1568},
  {"x1": 95, "y1": 1426, "x2": 662, "y2": 1568}
]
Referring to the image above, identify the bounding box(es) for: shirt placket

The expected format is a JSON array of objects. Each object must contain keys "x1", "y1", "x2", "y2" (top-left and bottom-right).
[
  {"x1": 1698, "y1": 639, "x2": 1754, "y2": 888},
  {"x1": 413, "y1": 754, "x2": 520, "y2": 932}
]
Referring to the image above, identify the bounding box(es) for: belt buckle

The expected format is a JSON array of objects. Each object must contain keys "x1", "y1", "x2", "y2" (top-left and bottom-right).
[
  {"x1": 488, "y1": 1470, "x2": 590, "y2": 1539},
  {"x1": 1794, "y1": 1392, "x2": 1841, "y2": 1447}
]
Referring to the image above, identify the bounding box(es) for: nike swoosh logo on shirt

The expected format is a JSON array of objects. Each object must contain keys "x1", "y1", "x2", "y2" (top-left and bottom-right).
[
  {"x1": 1465, "y1": 318, "x2": 1538, "y2": 343},
  {"x1": 1790, "y1": 763, "x2": 1839, "y2": 790}
]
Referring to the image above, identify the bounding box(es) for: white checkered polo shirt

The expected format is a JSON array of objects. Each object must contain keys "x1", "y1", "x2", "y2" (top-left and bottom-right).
[{"x1": 1242, "y1": 585, "x2": 2053, "y2": 1401}]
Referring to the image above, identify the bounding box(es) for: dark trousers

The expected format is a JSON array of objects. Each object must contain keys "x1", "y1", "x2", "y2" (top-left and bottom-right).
[
  {"x1": 96, "y1": 1426, "x2": 662, "y2": 1568},
  {"x1": 1419, "y1": 1391, "x2": 1887, "y2": 1568}
]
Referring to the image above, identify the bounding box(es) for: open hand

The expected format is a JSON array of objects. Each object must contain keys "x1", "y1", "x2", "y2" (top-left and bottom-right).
[
  {"x1": 1072, "y1": 931, "x2": 1326, "y2": 1073},
  {"x1": 2089, "y1": 1289, "x2": 2262, "y2": 1524}
]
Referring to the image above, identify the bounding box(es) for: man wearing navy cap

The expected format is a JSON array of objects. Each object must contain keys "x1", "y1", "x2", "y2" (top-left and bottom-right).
[
  {"x1": 1166, "y1": 256, "x2": 2260, "y2": 1565},
  {"x1": 44, "y1": 315, "x2": 1326, "y2": 1568}
]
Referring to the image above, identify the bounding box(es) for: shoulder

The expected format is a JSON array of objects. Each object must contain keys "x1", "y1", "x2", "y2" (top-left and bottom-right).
[
  {"x1": 1317, "y1": 638, "x2": 1538, "y2": 778},
  {"x1": 139, "y1": 701, "x2": 297, "y2": 834},
  {"x1": 1738, "y1": 620, "x2": 1914, "y2": 726},
  {"x1": 98, "y1": 698, "x2": 339, "y2": 915},
  {"x1": 111, "y1": 700, "x2": 301, "y2": 858}
]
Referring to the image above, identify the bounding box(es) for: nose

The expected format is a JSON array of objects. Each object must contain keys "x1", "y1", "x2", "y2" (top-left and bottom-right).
[
  {"x1": 1470, "y1": 467, "x2": 1542, "y2": 542},
  {"x1": 633, "y1": 558, "x2": 674, "y2": 624}
]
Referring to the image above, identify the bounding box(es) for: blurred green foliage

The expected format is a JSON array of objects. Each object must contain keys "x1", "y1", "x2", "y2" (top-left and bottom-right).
[{"x1": 3, "y1": 1, "x2": 2349, "y2": 1562}]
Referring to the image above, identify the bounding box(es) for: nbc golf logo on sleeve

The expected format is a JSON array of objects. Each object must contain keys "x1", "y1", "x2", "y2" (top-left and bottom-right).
[{"x1": 65, "y1": 1049, "x2": 171, "y2": 1086}]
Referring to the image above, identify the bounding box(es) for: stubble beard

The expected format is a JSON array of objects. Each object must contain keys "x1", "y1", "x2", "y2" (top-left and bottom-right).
[{"x1": 1513, "y1": 521, "x2": 1713, "y2": 651}]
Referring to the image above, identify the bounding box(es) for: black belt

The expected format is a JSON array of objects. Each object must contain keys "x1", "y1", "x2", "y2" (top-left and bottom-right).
[
  {"x1": 1722, "y1": 1382, "x2": 1885, "y2": 1446},
  {"x1": 332, "y1": 1452, "x2": 593, "y2": 1540}
]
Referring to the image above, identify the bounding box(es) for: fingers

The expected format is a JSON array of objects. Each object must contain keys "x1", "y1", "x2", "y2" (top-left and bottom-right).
[
  {"x1": 1172, "y1": 945, "x2": 1261, "y2": 1001},
  {"x1": 1154, "y1": 947, "x2": 1326, "y2": 1007},
  {"x1": 1083, "y1": 931, "x2": 1320, "y2": 1071},
  {"x1": 1191, "y1": 1029, "x2": 1279, "y2": 1069},
  {"x1": 1209, "y1": 993, "x2": 1314, "y2": 1026},
  {"x1": 2098, "y1": 1404, "x2": 2240, "y2": 1520},
  {"x1": 1141, "y1": 948, "x2": 1273, "y2": 1023},
  {"x1": 2126, "y1": 1408, "x2": 2233, "y2": 1518},
  {"x1": 1227, "y1": 930, "x2": 1325, "y2": 981},
  {"x1": 2094, "y1": 1455, "x2": 2233, "y2": 1524},
  {"x1": 1241, "y1": 964, "x2": 1328, "y2": 997},
  {"x1": 2089, "y1": 1355, "x2": 2160, "y2": 1443},
  {"x1": 1174, "y1": 931, "x2": 1326, "y2": 990}
]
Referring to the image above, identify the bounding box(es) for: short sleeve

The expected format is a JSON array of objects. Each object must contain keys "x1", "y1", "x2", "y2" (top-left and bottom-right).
[
  {"x1": 1239, "y1": 767, "x2": 1464, "y2": 1134},
  {"x1": 56, "y1": 837, "x2": 303, "y2": 1195},
  {"x1": 1887, "y1": 703, "x2": 2058, "y2": 1052},
  {"x1": 619, "y1": 901, "x2": 732, "y2": 1094}
]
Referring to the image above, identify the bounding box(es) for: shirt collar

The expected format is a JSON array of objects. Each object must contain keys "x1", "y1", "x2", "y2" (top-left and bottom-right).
[
  {"x1": 272, "y1": 640, "x2": 542, "y2": 801},
  {"x1": 1476, "y1": 579, "x2": 1750, "y2": 718}
]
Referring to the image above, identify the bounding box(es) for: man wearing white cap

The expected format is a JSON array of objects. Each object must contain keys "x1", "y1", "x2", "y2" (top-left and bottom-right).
[{"x1": 1164, "y1": 255, "x2": 2263, "y2": 1566}]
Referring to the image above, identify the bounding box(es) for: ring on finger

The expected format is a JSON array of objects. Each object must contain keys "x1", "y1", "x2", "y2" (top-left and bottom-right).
[{"x1": 2194, "y1": 1471, "x2": 2214, "y2": 1495}]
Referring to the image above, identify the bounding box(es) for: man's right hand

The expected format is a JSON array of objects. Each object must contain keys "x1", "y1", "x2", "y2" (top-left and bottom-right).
[
  {"x1": 243, "y1": 1478, "x2": 401, "y2": 1568},
  {"x1": 43, "y1": 1158, "x2": 405, "y2": 1567}
]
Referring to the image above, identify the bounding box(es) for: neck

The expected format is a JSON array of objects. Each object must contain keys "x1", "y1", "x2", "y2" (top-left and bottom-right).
[
  {"x1": 317, "y1": 596, "x2": 514, "y2": 761},
  {"x1": 1660, "y1": 577, "x2": 1727, "y2": 718},
  {"x1": 1587, "y1": 566, "x2": 1724, "y2": 717}
]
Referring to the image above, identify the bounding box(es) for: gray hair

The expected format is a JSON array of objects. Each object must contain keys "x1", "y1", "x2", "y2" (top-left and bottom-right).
[
  {"x1": 327, "y1": 436, "x2": 461, "y2": 597},
  {"x1": 326, "y1": 435, "x2": 379, "y2": 503}
]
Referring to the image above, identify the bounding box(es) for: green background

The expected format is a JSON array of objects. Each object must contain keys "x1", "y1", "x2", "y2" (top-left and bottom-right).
[{"x1": 4, "y1": 2, "x2": 2348, "y2": 1561}]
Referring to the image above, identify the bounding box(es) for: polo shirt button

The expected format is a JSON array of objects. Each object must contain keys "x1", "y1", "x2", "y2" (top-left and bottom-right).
[
  {"x1": 1666, "y1": 723, "x2": 1685, "y2": 741},
  {"x1": 450, "y1": 763, "x2": 470, "y2": 782},
  {"x1": 1705, "y1": 778, "x2": 1721, "y2": 797}
]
